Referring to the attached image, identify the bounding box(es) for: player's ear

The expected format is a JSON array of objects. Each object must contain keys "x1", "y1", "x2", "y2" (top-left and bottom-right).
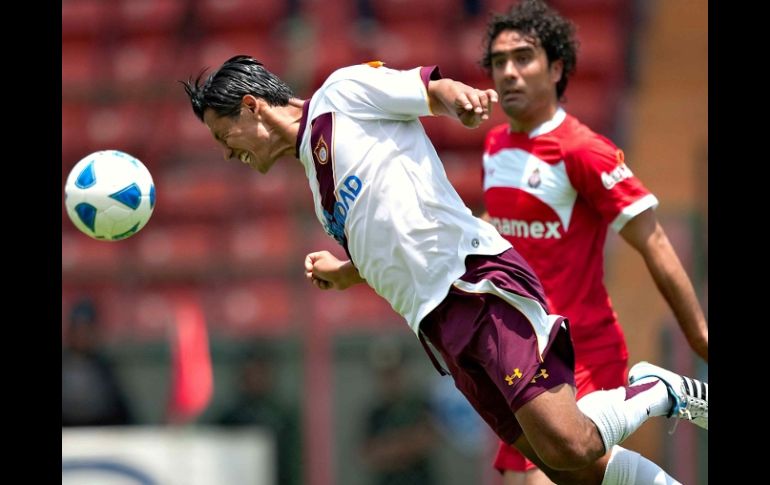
[
  {"x1": 549, "y1": 59, "x2": 564, "y2": 84},
  {"x1": 241, "y1": 95, "x2": 261, "y2": 116}
]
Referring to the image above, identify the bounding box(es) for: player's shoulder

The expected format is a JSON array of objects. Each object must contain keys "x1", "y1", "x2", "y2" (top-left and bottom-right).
[
  {"x1": 484, "y1": 123, "x2": 512, "y2": 152},
  {"x1": 324, "y1": 62, "x2": 399, "y2": 86},
  {"x1": 558, "y1": 113, "x2": 619, "y2": 157},
  {"x1": 486, "y1": 123, "x2": 510, "y2": 141},
  {"x1": 323, "y1": 64, "x2": 369, "y2": 86}
]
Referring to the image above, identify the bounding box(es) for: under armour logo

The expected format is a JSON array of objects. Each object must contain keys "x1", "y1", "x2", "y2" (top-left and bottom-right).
[
  {"x1": 504, "y1": 368, "x2": 523, "y2": 385},
  {"x1": 530, "y1": 368, "x2": 549, "y2": 383}
]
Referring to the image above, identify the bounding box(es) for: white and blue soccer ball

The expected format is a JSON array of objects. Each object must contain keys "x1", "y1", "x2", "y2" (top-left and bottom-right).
[{"x1": 64, "y1": 150, "x2": 155, "y2": 241}]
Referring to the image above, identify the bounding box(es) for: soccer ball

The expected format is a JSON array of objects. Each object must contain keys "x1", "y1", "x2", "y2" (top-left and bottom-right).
[{"x1": 64, "y1": 150, "x2": 155, "y2": 241}]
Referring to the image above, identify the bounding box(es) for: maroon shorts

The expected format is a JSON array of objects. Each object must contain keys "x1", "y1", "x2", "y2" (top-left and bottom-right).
[{"x1": 419, "y1": 249, "x2": 576, "y2": 445}]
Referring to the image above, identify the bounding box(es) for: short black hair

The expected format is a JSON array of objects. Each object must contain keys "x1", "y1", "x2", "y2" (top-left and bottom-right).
[
  {"x1": 482, "y1": 0, "x2": 577, "y2": 99},
  {"x1": 181, "y1": 55, "x2": 294, "y2": 121}
]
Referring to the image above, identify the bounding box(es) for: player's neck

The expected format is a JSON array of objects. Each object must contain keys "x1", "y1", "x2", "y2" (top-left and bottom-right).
[
  {"x1": 507, "y1": 104, "x2": 559, "y2": 134},
  {"x1": 264, "y1": 98, "x2": 306, "y2": 158}
]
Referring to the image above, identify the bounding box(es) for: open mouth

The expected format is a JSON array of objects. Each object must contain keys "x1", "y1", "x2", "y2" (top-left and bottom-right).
[{"x1": 502, "y1": 88, "x2": 524, "y2": 98}]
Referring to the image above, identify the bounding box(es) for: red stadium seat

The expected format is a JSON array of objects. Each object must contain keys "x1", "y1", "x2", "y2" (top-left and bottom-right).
[
  {"x1": 62, "y1": 102, "x2": 91, "y2": 159},
  {"x1": 487, "y1": 0, "x2": 630, "y2": 17},
  {"x1": 196, "y1": 30, "x2": 289, "y2": 79},
  {"x1": 62, "y1": 39, "x2": 103, "y2": 93},
  {"x1": 570, "y1": 11, "x2": 627, "y2": 82},
  {"x1": 302, "y1": 0, "x2": 356, "y2": 27},
  {"x1": 129, "y1": 102, "x2": 185, "y2": 169},
  {"x1": 305, "y1": 29, "x2": 365, "y2": 92},
  {"x1": 485, "y1": 0, "x2": 513, "y2": 15},
  {"x1": 448, "y1": 18, "x2": 491, "y2": 83},
  {"x1": 130, "y1": 286, "x2": 199, "y2": 341},
  {"x1": 205, "y1": 279, "x2": 293, "y2": 336},
  {"x1": 133, "y1": 223, "x2": 222, "y2": 278},
  {"x1": 419, "y1": 116, "x2": 448, "y2": 150},
  {"x1": 117, "y1": 0, "x2": 187, "y2": 34},
  {"x1": 83, "y1": 102, "x2": 145, "y2": 154},
  {"x1": 223, "y1": 216, "x2": 296, "y2": 274},
  {"x1": 108, "y1": 34, "x2": 178, "y2": 93},
  {"x1": 296, "y1": 227, "x2": 342, "y2": 262},
  {"x1": 366, "y1": 22, "x2": 450, "y2": 72},
  {"x1": 173, "y1": 101, "x2": 223, "y2": 156},
  {"x1": 439, "y1": 149, "x2": 486, "y2": 208},
  {"x1": 195, "y1": 0, "x2": 290, "y2": 32},
  {"x1": 62, "y1": 230, "x2": 127, "y2": 281},
  {"x1": 551, "y1": 0, "x2": 630, "y2": 16},
  {"x1": 562, "y1": 77, "x2": 620, "y2": 136},
  {"x1": 154, "y1": 163, "x2": 243, "y2": 221},
  {"x1": 240, "y1": 158, "x2": 310, "y2": 214},
  {"x1": 62, "y1": 0, "x2": 109, "y2": 40},
  {"x1": 368, "y1": 0, "x2": 454, "y2": 26},
  {"x1": 310, "y1": 283, "x2": 401, "y2": 330}
]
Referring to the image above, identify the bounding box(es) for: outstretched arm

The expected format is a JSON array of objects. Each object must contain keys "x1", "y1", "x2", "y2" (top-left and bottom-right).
[
  {"x1": 304, "y1": 251, "x2": 366, "y2": 291},
  {"x1": 427, "y1": 78, "x2": 498, "y2": 128},
  {"x1": 620, "y1": 208, "x2": 708, "y2": 362}
]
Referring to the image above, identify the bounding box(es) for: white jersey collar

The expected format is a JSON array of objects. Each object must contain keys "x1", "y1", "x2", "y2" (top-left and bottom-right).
[{"x1": 509, "y1": 107, "x2": 566, "y2": 138}]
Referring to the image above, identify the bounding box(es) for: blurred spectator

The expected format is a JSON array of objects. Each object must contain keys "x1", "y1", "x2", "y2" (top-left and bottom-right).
[
  {"x1": 360, "y1": 340, "x2": 438, "y2": 485},
  {"x1": 62, "y1": 297, "x2": 134, "y2": 427},
  {"x1": 215, "y1": 351, "x2": 302, "y2": 485}
]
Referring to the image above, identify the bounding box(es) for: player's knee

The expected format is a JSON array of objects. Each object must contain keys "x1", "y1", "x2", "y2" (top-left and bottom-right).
[{"x1": 538, "y1": 438, "x2": 599, "y2": 471}]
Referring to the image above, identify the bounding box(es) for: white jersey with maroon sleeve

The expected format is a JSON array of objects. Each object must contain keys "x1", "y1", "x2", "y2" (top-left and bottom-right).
[
  {"x1": 296, "y1": 63, "x2": 511, "y2": 333},
  {"x1": 482, "y1": 108, "x2": 658, "y2": 361}
]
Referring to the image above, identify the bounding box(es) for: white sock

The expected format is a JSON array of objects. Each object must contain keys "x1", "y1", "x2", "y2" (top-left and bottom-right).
[
  {"x1": 601, "y1": 446, "x2": 681, "y2": 485},
  {"x1": 632, "y1": 377, "x2": 676, "y2": 416},
  {"x1": 577, "y1": 381, "x2": 671, "y2": 451}
]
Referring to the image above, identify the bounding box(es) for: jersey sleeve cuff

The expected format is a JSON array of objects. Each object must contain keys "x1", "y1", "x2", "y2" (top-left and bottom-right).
[
  {"x1": 419, "y1": 65, "x2": 442, "y2": 115},
  {"x1": 610, "y1": 194, "x2": 660, "y2": 232},
  {"x1": 419, "y1": 65, "x2": 443, "y2": 88}
]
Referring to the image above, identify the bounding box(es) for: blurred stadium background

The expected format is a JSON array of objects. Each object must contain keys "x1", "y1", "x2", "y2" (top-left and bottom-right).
[{"x1": 62, "y1": 0, "x2": 708, "y2": 484}]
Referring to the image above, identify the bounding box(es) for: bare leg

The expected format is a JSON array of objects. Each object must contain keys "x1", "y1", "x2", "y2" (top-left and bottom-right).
[
  {"x1": 514, "y1": 383, "x2": 607, "y2": 471},
  {"x1": 510, "y1": 382, "x2": 682, "y2": 484},
  {"x1": 511, "y1": 431, "x2": 608, "y2": 485}
]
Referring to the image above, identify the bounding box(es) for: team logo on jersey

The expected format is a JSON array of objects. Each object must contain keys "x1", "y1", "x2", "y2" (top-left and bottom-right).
[
  {"x1": 314, "y1": 135, "x2": 329, "y2": 165},
  {"x1": 322, "y1": 174, "x2": 362, "y2": 246},
  {"x1": 488, "y1": 217, "x2": 562, "y2": 239},
  {"x1": 528, "y1": 168, "x2": 542, "y2": 188}
]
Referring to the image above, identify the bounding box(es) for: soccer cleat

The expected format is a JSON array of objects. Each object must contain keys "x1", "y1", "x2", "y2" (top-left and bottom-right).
[{"x1": 628, "y1": 361, "x2": 708, "y2": 431}]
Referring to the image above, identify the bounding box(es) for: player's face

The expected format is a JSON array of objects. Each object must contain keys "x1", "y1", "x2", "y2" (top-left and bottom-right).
[
  {"x1": 203, "y1": 106, "x2": 277, "y2": 174},
  {"x1": 489, "y1": 30, "x2": 562, "y2": 123}
]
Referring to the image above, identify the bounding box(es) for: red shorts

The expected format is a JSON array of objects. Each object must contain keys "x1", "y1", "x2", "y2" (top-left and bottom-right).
[{"x1": 493, "y1": 358, "x2": 628, "y2": 472}]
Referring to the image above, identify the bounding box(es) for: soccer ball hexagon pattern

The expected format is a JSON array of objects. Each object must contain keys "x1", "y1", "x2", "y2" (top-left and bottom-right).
[{"x1": 64, "y1": 150, "x2": 155, "y2": 241}]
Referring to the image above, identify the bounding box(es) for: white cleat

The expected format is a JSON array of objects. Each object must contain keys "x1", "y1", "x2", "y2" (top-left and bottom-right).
[{"x1": 628, "y1": 361, "x2": 708, "y2": 431}]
